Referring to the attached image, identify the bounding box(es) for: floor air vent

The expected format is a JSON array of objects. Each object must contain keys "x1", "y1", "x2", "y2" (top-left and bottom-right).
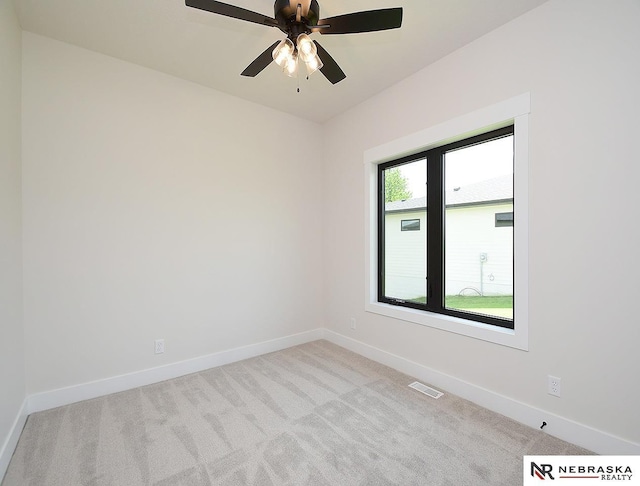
[{"x1": 409, "y1": 381, "x2": 444, "y2": 399}]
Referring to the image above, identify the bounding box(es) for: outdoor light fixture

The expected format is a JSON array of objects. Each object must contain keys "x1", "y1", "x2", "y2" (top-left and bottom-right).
[{"x1": 271, "y1": 34, "x2": 323, "y2": 79}]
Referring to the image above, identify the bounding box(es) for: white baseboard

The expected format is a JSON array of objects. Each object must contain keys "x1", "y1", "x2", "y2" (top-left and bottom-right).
[
  {"x1": 323, "y1": 330, "x2": 640, "y2": 456},
  {"x1": 28, "y1": 328, "x2": 324, "y2": 414},
  {"x1": 4, "y1": 326, "x2": 637, "y2": 480},
  {"x1": 0, "y1": 398, "x2": 28, "y2": 482}
]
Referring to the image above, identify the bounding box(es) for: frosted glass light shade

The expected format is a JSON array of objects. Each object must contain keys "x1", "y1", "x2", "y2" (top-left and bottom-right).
[
  {"x1": 296, "y1": 34, "x2": 317, "y2": 63},
  {"x1": 272, "y1": 38, "x2": 295, "y2": 68},
  {"x1": 304, "y1": 53, "x2": 323, "y2": 76},
  {"x1": 284, "y1": 52, "x2": 298, "y2": 77}
]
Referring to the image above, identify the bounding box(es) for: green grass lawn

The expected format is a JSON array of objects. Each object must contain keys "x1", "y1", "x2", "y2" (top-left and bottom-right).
[
  {"x1": 411, "y1": 295, "x2": 512, "y2": 308},
  {"x1": 445, "y1": 295, "x2": 512, "y2": 309},
  {"x1": 409, "y1": 295, "x2": 512, "y2": 318},
  {"x1": 446, "y1": 295, "x2": 513, "y2": 319}
]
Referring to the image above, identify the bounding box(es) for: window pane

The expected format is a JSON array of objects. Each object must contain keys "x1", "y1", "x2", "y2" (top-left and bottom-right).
[
  {"x1": 401, "y1": 219, "x2": 420, "y2": 231},
  {"x1": 383, "y1": 159, "x2": 426, "y2": 304},
  {"x1": 495, "y1": 212, "x2": 514, "y2": 227},
  {"x1": 443, "y1": 135, "x2": 513, "y2": 320}
]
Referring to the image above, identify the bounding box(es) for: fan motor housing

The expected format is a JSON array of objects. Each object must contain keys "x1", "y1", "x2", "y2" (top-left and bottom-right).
[{"x1": 274, "y1": 0, "x2": 320, "y2": 29}]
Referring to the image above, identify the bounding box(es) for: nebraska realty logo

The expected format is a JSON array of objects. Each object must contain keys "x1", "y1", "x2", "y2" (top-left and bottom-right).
[{"x1": 523, "y1": 456, "x2": 640, "y2": 484}]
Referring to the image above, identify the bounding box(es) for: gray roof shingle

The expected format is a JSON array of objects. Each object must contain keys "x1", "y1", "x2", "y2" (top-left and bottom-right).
[{"x1": 385, "y1": 174, "x2": 513, "y2": 212}]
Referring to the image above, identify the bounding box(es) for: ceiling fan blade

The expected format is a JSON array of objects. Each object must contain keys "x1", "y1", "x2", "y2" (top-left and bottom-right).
[
  {"x1": 185, "y1": 0, "x2": 278, "y2": 28},
  {"x1": 241, "y1": 41, "x2": 280, "y2": 77},
  {"x1": 314, "y1": 41, "x2": 346, "y2": 84},
  {"x1": 318, "y1": 8, "x2": 402, "y2": 35}
]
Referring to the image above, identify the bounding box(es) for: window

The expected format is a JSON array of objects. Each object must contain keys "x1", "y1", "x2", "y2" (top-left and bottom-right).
[
  {"x1": 495, "y1": 212, "x2": 514, "y2": 227},
  {"x1": 401, "y1": 219, "x2": 421, "y2": 231},
  {"x1": 378, "y1": 127, "x2": 514, "y2": 329},
  {"x1": 364, "y1": 93, "x2": 530, "y2": 350}
]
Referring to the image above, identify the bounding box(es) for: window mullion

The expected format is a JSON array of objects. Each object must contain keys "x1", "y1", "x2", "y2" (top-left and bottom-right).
[
  {"x1": 377, "y1": 163, "x2": 386, "y2": 303},
  {"x1": 426, "y1": 148, "x2": 443, "y2": 313}
]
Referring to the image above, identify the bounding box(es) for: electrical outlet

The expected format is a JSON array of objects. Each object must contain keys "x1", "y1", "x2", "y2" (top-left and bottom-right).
[
  {"x1": 350, "y1": 317, "x2": 356, "y2": 330},
  {"x1": 155, "y1": 339, "x2": 165, "y2": 354},
  {"x1": 548, "y1": 375, "x2": 561, "y2": 397}
]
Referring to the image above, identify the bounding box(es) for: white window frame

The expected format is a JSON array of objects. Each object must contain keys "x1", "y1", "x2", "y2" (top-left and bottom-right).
[{"x1": 364, "y1": 94, "x2": 530, "y2": 350}]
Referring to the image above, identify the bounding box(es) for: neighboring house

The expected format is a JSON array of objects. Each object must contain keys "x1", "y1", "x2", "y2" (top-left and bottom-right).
[{"x1": 384, "y1": 175, "x2": 513, "y2": 299}]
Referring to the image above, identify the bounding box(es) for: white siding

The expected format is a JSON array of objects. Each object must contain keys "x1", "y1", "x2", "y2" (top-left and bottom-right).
[
  {"x1": 445, "y1": 202, "x2": 513, "y2": 296},
  {"x1": 384, "y1": 210, "x2": 425, "y2": 300},
  {"x1": 384, "y1": 202, "x2": 513, "y2": 299}
]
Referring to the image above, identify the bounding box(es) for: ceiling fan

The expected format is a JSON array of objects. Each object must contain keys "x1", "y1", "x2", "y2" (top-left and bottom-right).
[{"x1": 185, "y1": 0, "x2": 403, "y2": 84}]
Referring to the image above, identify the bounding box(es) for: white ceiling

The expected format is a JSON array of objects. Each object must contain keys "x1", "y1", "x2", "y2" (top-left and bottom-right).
[{"x1": 15, "y1": 0, "x2": 548, "y2": 123}]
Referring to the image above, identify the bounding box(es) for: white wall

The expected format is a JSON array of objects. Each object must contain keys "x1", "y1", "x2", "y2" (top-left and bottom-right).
[
  {"x1": 0, "y1": 0, "x2": 26, "y2": 471},
  {"x1": 21, "y1": 33, "x2": 324, "y2": 395},
  {"x1": 322, "y1": 0, "x2": 640, "y2": 447}
]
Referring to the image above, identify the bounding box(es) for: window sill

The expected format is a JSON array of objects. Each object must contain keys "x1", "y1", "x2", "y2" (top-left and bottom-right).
[{"x1": 365, "y1": 301, "x2": 527, "y2": 350}]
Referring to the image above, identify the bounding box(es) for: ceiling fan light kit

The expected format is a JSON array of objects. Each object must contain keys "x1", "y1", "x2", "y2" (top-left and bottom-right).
[
  {"x1": 272, "y1": 34, "x2": 323, "y2": 78},
  {"x1": 272, "y1": 38, "x2": 294, "y2": 67},
  {"x1": 185, "y1": 0, "x2": 403, "y2": 85}
]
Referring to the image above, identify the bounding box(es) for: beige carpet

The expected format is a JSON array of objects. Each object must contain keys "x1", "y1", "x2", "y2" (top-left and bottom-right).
[{"x1": 3, "y1": 340, "x2": 590, "y2": 485}]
